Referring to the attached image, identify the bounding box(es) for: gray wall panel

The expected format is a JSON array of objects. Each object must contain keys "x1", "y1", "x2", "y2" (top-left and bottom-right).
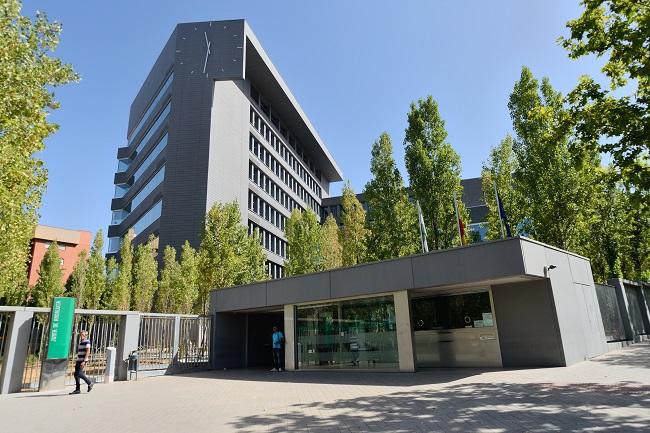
[
  {"x1": 212, "y1": 312, "x2": 246, "y2": 369},
  {"x1": 215, "y1": 283, "x2": 268, "y2": 312},
  {"x1": 491, "y1": 280, "x2": 565, "y2": 367},
  {"x1": 266, "y1": 272, "x2": 331, "y2": 306},
  {"x1": 330, "y1": 259, "x2": 413, "y2": 298},
  {"x1": 412, "y1": 240, "x2": 526, "y2": 289}
]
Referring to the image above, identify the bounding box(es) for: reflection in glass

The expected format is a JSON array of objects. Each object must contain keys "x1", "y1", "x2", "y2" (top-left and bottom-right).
[
  {"x1": 296, "y1": 295, "x2": 398, "y2": 370},
  {"x1": 412, "y1": 291, "x2": 493, "y2": 331}
]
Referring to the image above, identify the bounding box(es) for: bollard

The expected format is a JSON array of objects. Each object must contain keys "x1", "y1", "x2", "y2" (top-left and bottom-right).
[{"x1": 105, "y1": 347, "x2": 117, "y2": 384}]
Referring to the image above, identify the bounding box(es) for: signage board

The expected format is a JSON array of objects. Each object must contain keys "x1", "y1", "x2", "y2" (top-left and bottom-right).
[{"x1": 46, "y1": 297, "x2": 76, "y2": 359}]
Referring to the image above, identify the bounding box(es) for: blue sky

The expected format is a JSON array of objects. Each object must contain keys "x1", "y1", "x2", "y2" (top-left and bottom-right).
[{"x1": 23, "y1": 0, "x2": 603, "y2": 236}]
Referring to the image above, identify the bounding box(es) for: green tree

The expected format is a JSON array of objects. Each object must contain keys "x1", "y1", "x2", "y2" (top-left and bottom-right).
[
  {"x1": 481, "y1": 135, "x2": 520, "y2": 240},
  {"x1": 404, "y1": 96, "x2": 468, "y2": 249},
  {"x1": 621, "y1": 191, "x2": 650, "y2": 280},
  {"x1": 339, "y1": 182, "x2": 369, "y2": 266},
  {"x1": 102, "y1": 256, "x2": 118, "y2": 309},
  {"x1": 560, "y1": 0, "x2": 650, "y2": 190},
  {"x1": 0, "y1": 2, "x2": 78, "y2": 300},
  {"x1": 65, "y1": 249, "x2": 87, "y2": 305},
  {"x1": 197, "y1": 202, "x2": 266, "y2": 314},
  {"x1": 320, "y1": 214, "x2": 342, "y2": 270},
  {"x1": 364, "y1": 132, "x2": 419, "y2": 261},
  {"x1": 155, "y1": 245, "x2": 179, "y2": 313},
  {"x1": 285, "y1": 209, "x2": 323, "y2": 276},
  {"x1": 508, "y1": 67, "x2": 600, "y2": 252},
  {"x1": 84, "y1": 231, "x2": 106, "y2": 310},
  {"x1": 108, "y1": 231, "x2": 133, "y2": 311},
  {"x1": 178, "y1": 241, "x2": 199, "y2": 314},
  {"x1": 131, "y1": 235, "x2": 158, "y2": 312},
  {"x1": 31, "y1": 241, "x2": 64, "y2": 307}
]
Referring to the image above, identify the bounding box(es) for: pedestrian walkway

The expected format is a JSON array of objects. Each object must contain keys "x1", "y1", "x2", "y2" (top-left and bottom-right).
[{"x1": 2, "y1": 343, "x2": 649, "y2": 432}]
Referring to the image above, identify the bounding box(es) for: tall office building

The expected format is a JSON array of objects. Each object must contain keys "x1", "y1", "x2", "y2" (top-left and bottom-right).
[{"x1": 108, "y1": 20, "x2": 343, "y2": 278}]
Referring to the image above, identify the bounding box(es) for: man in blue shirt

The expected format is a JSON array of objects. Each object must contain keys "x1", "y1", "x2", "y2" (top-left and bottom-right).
[{"x1": 271, "y1": 326, "x2": 284, "y2": 372}]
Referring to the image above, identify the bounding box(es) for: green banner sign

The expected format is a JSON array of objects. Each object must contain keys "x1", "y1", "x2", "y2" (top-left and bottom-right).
[{"x1": 46, "y1": 297, "x2": 76, "y2": 359}]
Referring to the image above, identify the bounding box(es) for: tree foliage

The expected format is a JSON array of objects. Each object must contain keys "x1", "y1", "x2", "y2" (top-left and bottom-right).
[
  {"x1": 481, "y1": 135, "x2": 521, "y2": 240},
  {"x1": 84, "y1": 231, "x2": 106, "y2": 310},
  {"x1": 102, "y1": 256, "x2": 118, "y2": 309},
  {"x1": 508, "y1": 66, "x2": 600, "y2": 252},
  {"x1": 65, "y1": 249, "x2": 87, "y2": 306},
  {"x1": 31, "y1": 241, "x2": 63, "y2": 307},
  {"x1": 197, "y1": 202, "x2": 267, "y2": 314},
  {"x1": 364, "y1": 132, "x2": 419, "y2": 261},
  {"x1": 155, "y1": 245, "x2": 178, "y2": 313},
  {"x1": 131, "y1": 235, "x2": 158, "y2": 312},
  {"x1": 0, "y1": 1, "x2": 78, "y2": 299},
  {"x1": 320, "y1": 214, "x2": 342, "y2": 270},
  {"x1": 108, "y1": 231, "x2": 133, "y2": 311},
  {"x1": 404, "y1": 96, "x2": 468, "y2": 249},
  {"x1": 285, "y1": 209, "x2": 323, "y2": 276},
  {"x1": 339, "y1": 183, "x2": 369, "y2": 266},
  {"x1": 560, "y1": 0, "x2": 650, "y2": 189},
  {"x1": 178, "y1": 241, "x2": 199, "y2": 314}
]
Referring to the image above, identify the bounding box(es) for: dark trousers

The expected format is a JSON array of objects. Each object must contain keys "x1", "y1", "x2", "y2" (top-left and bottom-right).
[
  {"x1": 272, "y1": 348, "x2": 282, "y2": 370},
  {"x1": 74, "y1": 361, "x2": 91, "y2": 390}
]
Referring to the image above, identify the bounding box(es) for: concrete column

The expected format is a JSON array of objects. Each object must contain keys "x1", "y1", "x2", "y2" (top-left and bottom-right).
[
  {"x1": 0, "y1": 310, "x2": 34, "y2": 394},
  {"x1": 393, "y1": 290, "x2": 416, "y2": 372},
  {"x1": 283, "y1": 304, "x2": 295, "y2": 371},
  {"x1": 105, "y1": 347, "x2": 116, "y2": 383},
  {"x1": 608, "y1": 278, "x2": 636, "y2": 341},
  {"x1": 116, "y1": 313, "x2": 140, "y2": 381},
  {"x1": 172, "y1": 315, "x2": 181, "y2": 365}
]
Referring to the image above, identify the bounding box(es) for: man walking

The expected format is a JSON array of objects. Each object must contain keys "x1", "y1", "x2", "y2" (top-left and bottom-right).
[
  {"x1": 70, "y1": 330, "x2": 93, "y2": 394},
  {"x1": 270, "y1": 325, "x2": 284, "y2": 372}
]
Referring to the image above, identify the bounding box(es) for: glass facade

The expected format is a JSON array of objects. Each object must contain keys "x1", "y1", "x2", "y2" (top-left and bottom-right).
[
  {"x1": 131, "y1": 200, "x2": 162, "y2": 237},
  {"x1": 296, "y1": 295, "x2": 399, "y2": 370},
  {"x1": 128, "y1": 73, "x2": 173, "y2": 145},
  {"x1": 412, "y1": 291, "x2": 494, "y2": 331},
  {"x1": 131, "y1": 166, "x2": 165, "y2": 211},
  {"x1": 133, "y1": 133, "x2": 168, "y2": 183}
]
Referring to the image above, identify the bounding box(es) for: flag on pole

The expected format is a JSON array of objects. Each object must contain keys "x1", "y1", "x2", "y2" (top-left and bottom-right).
[
  {"x1": 452, "y1": 194, "x2": 465, "y2": 246},
  {"x1": 416, "y1": 201, "x2": 429, "y2": 253},
  {"x1": 496, "y1": 189, "x2": 512, "y2": 237}
]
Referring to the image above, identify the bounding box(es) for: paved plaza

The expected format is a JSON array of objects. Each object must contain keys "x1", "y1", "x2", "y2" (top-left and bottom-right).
[{"x1": 2, "y1": 343, "x2": 649, "y2": 433}]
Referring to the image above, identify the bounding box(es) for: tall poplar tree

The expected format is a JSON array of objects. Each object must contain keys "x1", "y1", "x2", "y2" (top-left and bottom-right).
[
  {"x1": 84, "y1": 231, "x2": 106, "y2": 310},
  {"x1": 508, "y1": 67, "x2": 599, "y2": 252},
  {"x1": 31, "y1": 241, "x2": 64, "y2": 307},
  {"x1": 0, "y1": 2, "x2": 78, "y2": 299},
  {"x1": 108, "y1": 231, "x2": 133, "y2": 311},
  {"x1": 154, "y1": 245, "x2": 179, "y2": 313},
  {"x1": 131, "y1": 235, "x2": 158, "y2": 312},
  {"x1": 65, "y1": 249, "x2": 87, "y2": 306},
  {"x1": 102, "y1": 256, "x2": 118, "y2": 309},
  {"x1": 404, "y1": 96, "x2": 468, "y2": 250},
  {"x1": 285, "y1": 209, "x2": 322, "y2": 276},
  {"x1": 197, "y1": 202, "x2": 266, "y2": 314},
  {"x1": 339, "y1": 183, "x2": 368, "y2": 266},
  {"x1": 320, "y1": 214, "x2": 342, "y2": 270},
  {"x1": 481, "y1": 135, "x2": 520, "y2": 240},
  {"x1": 178, "y1": 241, "x2": 199, "y2": 314},
  {"x1": 364, "y1": 132, "x2": 419, "y2": 261}
]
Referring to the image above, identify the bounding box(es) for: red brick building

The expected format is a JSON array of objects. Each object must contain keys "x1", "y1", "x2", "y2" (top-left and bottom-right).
[{"x1": 27, "y1": 225, "x2": 92, "y2": 286}]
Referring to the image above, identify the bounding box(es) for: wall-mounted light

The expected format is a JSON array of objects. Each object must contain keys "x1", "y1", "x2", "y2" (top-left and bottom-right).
[{"x1": 544, "y1": 264, "x2": 557, "y2": 277}]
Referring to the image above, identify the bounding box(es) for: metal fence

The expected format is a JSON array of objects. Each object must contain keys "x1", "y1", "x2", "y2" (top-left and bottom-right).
[
  {"x1": 64, "y1": 314, "x2": 121, "y2": 386},
  {"x1": 137, "y1": 315, "x2": 175, "y2": 371},
  {"x1": 176, "y1": 316, "x2": 210, "y2": 367},
  {"x1": 595, "y1": 284, "x2": 626, "y2": 342},
  {"x1": 21, "y1": 312, "x2": 50, "y2": 392},
  {"x1": 0, "y1": 313, "x2": 11, "y2": 374}
]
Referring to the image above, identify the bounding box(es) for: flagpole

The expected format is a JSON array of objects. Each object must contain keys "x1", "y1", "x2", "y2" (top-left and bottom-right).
[
  {"x1": 452, "y1": 193, "x2": 463, "y2": 246},
  {"x1": 493, "y1": 179, "x2": 506, "y2": 239}
]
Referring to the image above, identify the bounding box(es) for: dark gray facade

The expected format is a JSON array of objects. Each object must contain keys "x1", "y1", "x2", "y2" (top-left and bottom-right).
[
  {"x1": 210, "y1": 237, "x2": 610, "y2": 370},
  {"x1": 108, "y1": 20, "x2": 342, "y2": 278}
]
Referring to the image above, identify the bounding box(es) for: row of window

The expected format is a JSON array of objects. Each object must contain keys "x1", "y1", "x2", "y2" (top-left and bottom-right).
[
  {"x1": 249, "y1": 106, "x2": 322, "y2": 199},
  {"x1": 114, "y1": 132, "x2": 168, "y2": 200},
  {"x1": 267, "y1": 260, "x2": 284, "y2": 279},
  {"x1": 248, "y1": 220, "x2": 287, "y2": 259},
  {"x1": 249, "y1": 161, "x2": 306, "y2": 215},
  {"x1": 108, "y1": 200, "x2": 163, "y2": 253},
  {"x1": 128, "y1": 73, "x2": 173, "y2": 144},
  {"x1": 249, "y1": 134, "x2": 321, "y2": 215},
  {"x1": 248, "y1": 190, "x2": 287, "y2": 232}
]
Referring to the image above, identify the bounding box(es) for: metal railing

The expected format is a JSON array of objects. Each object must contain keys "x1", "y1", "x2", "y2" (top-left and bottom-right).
[
  {"x1": 21, "y1": 312, "x2": 50, "y2": 392},
  {"x1": 176, "y1": 316, "x2": 211, "y2": 367},
  {"x1": 137, "y1": 315, "x2": 175, "y2": 371},
  {"x1": 65, "y1": 314, "x2": 121, "y2": 385},
  {"x1": 0, "y1": 313, "x2": 11, "y2": 374}
]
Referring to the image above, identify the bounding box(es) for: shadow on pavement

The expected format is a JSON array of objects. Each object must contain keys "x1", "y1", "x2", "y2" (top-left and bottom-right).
[
  {"x1": 592, "y1": 342, "x2": 650, "y2": 369},
  {"x1": 229, "y1": 381, "x2": 650, "y2": 433}
]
